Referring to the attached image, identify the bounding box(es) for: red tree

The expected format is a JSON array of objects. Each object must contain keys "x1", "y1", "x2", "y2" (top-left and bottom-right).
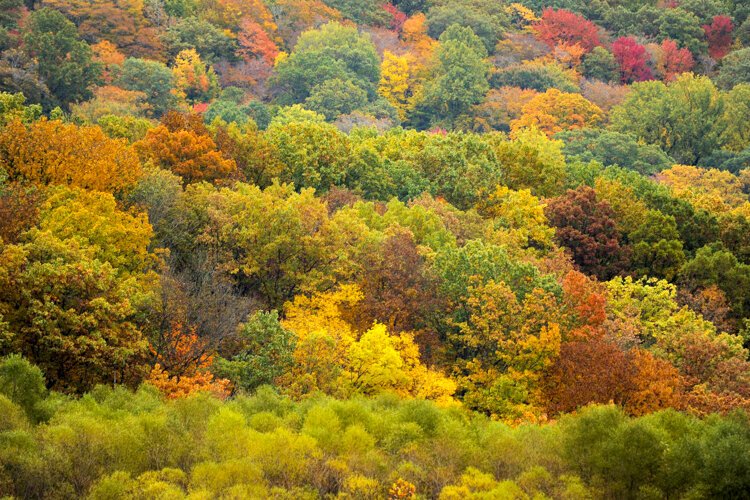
[
  {"x1": 703, "y1": 15, "x2": 734, "y2": 60},
  {"x1": 533, "y1": 8, "x2": 601, "y2": 53},
  {"x1": 658, "y1": 39, "x2": 694, "y2": 82},
  {"x1": 612, "y1": 36, "x2": 653, "y2": 83},
  {"x1": 237, "y1": 18, "x2": 279, "y2": 64},
  {"x1": 383, "y1": 3, "x2": 407, "y2": 32}
]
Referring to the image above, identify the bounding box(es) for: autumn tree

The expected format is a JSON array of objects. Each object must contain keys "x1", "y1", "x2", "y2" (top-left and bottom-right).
[
  {"x1": 0, "y1": 118, "x2": 142, "y2": 192},
  {"x1": 135, "y1": 124, "x2": 237, "y2": 184},
  {"x1": 612, "y1": 36, "x2": 653, "y2": 84},
  {"x1": 655, "y1": 39, "x2": 694, "y2": 82},
  {"x1": 172, "y1": 49, "x2": 220, "y2": 104},
  {"x1": 704, "y1": 15, "x2": 734, "y2": 60},
  {"x1": 237, "y1": 18, "x2": 279, "y2": 65},
  {"x1": 546, "y1": 186, "x2": 629, "y2": 281},
  {"x1": 0, "y1": 229, "x2": 153, "y2": 392},
  {"x1": 533, "y1": 8, "x2": 600, "y2": 53},
  {"x1": 510, "y1": 88, "x2": 604, "y2": 137},
  {"x1": 379, "y1": 51, "x2": 414, "y2": 121}
]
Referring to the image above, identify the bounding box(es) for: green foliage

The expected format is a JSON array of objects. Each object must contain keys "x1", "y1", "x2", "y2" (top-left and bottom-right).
[
  {"x1": 215, "y1": 311, "x2": 296, "y2": 393},
  {"x1": 0, "y1": 354, "x2": 46, "y2": 421},
  {"x1": 115, "y1": 58, "x2": 178, "y2": 118},
  {"x1": 420, "y1": 25, "x2": 489, "y2": 127},
  {"x1": 609, "y1": 75, "x2": 726, "y2": 165},
  {"x1": 22, "y1": 8, "x2": 101, "y2": 109},
  {"x1": 272, "y1": 22, "x2": 380, "y2": 105},
  {"x1": 162, "y1": 16, "x2": 237, "y2": 63},
  {"x1": 558, "y1": 129, "x2": 674, "y2": 175}
]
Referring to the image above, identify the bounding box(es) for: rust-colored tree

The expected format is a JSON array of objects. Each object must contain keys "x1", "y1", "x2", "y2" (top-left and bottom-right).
[{"x1": 545, "y1": 186, "x2": 629, "y2": 281}]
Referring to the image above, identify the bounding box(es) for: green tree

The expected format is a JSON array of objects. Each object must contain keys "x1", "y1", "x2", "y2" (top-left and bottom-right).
[
  {"x1": 304, "y1": 78, "x2": 368, "y2": 121},
  {"x1": 22, "y1": 8, "x2": 101, "y2": 109},
  {"x1": 581, "y1": 47, "x2": 619, "y2": 83},
  {"x1": 420, "y1": 25, "x2": 489, "y2": 127},
  {"x1": 115, "y1": 58, "x2": 178, "y2": 117},
  {"x1": 609, "y1": 74, "x2": 725, "y2": 165},
  {"x1": 716, "y1": 48, "x2": 750, "y2": 90},
  {"x1": 271, "y1": 22, "x2": 380, "y2": 104},
  {"x1": 215, "y1": 311, "x2": 295, "y2": 393}
]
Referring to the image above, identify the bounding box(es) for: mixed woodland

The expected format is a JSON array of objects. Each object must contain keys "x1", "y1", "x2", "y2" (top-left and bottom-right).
[{"x1": 1, "y1": 0, "x2": 750, "y2": 497}]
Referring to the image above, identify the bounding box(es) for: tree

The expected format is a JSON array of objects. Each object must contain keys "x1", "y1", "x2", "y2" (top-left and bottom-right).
[
  {"x1": 558, "y1": 129, "x2": 673, "y2": 175},
  {"x1": 704, "y1": 15, "x2": 734, "y2": 60},
  {"x1": 609, "y1": 75, "x2": 725, "y2": 165},
  {"x1": 40, "y1": 0, "x2": 163, "y2": 59},
  {"x1": 0, "y1": 354, "x2": 47, "y2": 421},
  {"x1": 0, "y1": 230, "x2": 152, "y2": 392},
  {"x1": 172, "y1": 49, "x2": 219, "y2": 104},
  {"x1": 0, "y1": 118, "x2": 142, "y2": 192},
  {"x1": 425, "y1": 2, "x2": 508, "y2": 53},
  {"x1": 612, "y1": 36, "x2": 653, "y2": 83},
  {"x1": 237, "y1": 18, "x2": 279, "y2": 65},
  {"x1": 265, "y1": 120, "x2": 351, "y2": 191},
  {"x1": 115, "y1": 57, "x2": 178, "y2": 117},
  {"x1": 494, "y1": 127, "x2": 567, "y2": 197},
  {"x1": 162, "y1": 16, "x2": 237, "y2": 63},
  {"x1": 716, "y1": 48, "x2": 750, "y2": 90},
  {"x1": 581, "y1": 47, "x2": 619, "y2": 83},
  {"x1": 22, "y1": 8, "x2": 102, "y2": 109},
  {"x1": 533, "y1": 8, "x2": 601, "y2": 53},
  {"x1": 420, "y1": 25, "x2": 489, "y2": 126},
  {"x1": 452, "y1": 278, "x2": 561, "y2": 421},
  {"x1": 135, "y1": 125, "x2": 237, "y2": 184},
  {"x1": 304, "y1": 78, "x2": 368, "y2": 121},
  {"x1": 37, "y1": 186, "x2": 158, "y2": 275},
  {"x1": 379, "y1": 51, "x2": 413, "y2": 121},
  {"x1": 212, "y1": 122, "x2": 282, "y2": 187},
  {"x1": 655, "y1": 39, "x2": 694, "y2": 82},
  {"x1": 271, "y1": 22, "x2": 380, "y2": 104},
  {"x1": 510, "y1": 88, "x2": 604, "y2": 137},
  {"x1": 215, "y1": 311, "x2": 295, "y2": 393},
  {"x1": 657, "y1": 8, "x2": 707, "y2": 57},
  {"x1": 352, "y1": 228, "x2": 441, "y2": 335},
  {"x1": 546, "y1": 186, "x2": 629, "y2": 281}
]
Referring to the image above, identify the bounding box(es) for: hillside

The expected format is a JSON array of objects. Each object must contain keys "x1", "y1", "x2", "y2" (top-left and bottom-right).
[{"x1": 1, "y1": 0, "x2": 750, "y2": 498}]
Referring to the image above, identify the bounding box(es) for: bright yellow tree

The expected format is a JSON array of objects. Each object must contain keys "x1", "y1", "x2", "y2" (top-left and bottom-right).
[
  {"x1": 511, "y1": 89, "x2": 604, "y2": 137},
  {"x1": 379, "y1": 51, "x2": 412, "y2": 121}
]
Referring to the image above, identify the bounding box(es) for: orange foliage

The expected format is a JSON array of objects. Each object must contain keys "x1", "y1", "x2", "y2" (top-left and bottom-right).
[
  {"x1": 135, "y1": 125, "x2": 238, "y2": 184},
  {"x1": 148, "y1": 363, "x2": 230, "y2": 400},
  {"x1": 238, "y1": 18, "x2": 280, "y2": 65},
  {"x1": 147, "y1": 321, "x2": 231, "y2": 400},
  {"x1": 0, "y1": 118, "x2": 142, "y2": 192}
]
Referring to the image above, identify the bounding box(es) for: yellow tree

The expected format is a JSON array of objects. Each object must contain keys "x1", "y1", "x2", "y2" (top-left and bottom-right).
[
  {"x1": 0, "y1": 118, "x2": 142, "y2": 192},
  {"x1": 172, "y1": 49, "x2": 220, "y2": 104},
  {"x1": 379, "y1": 51, "x2": 412, "y2": 121},
  {"x1": 511, "y1": 89, "x2": 604, "y2": 137}
]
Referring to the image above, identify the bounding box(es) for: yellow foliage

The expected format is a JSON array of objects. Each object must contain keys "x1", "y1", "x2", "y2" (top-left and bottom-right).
[
  {"x1": 379, "y1": 51, "x2": 413, "y2": 121},
  {"x1": 511, "y1": 89, "x2": 604, "y2": 137},
  {"x1": 0, "y1": 118, "x2": 142, "y2": 192},
  {"x1": 280, "y1": 286, "x2": 456, "y2": 404}
]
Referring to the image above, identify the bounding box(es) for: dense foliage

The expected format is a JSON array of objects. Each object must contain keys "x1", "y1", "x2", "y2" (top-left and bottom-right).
[{"x1": 2, "y1": 0, "x2": 750, "y2": 497}]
